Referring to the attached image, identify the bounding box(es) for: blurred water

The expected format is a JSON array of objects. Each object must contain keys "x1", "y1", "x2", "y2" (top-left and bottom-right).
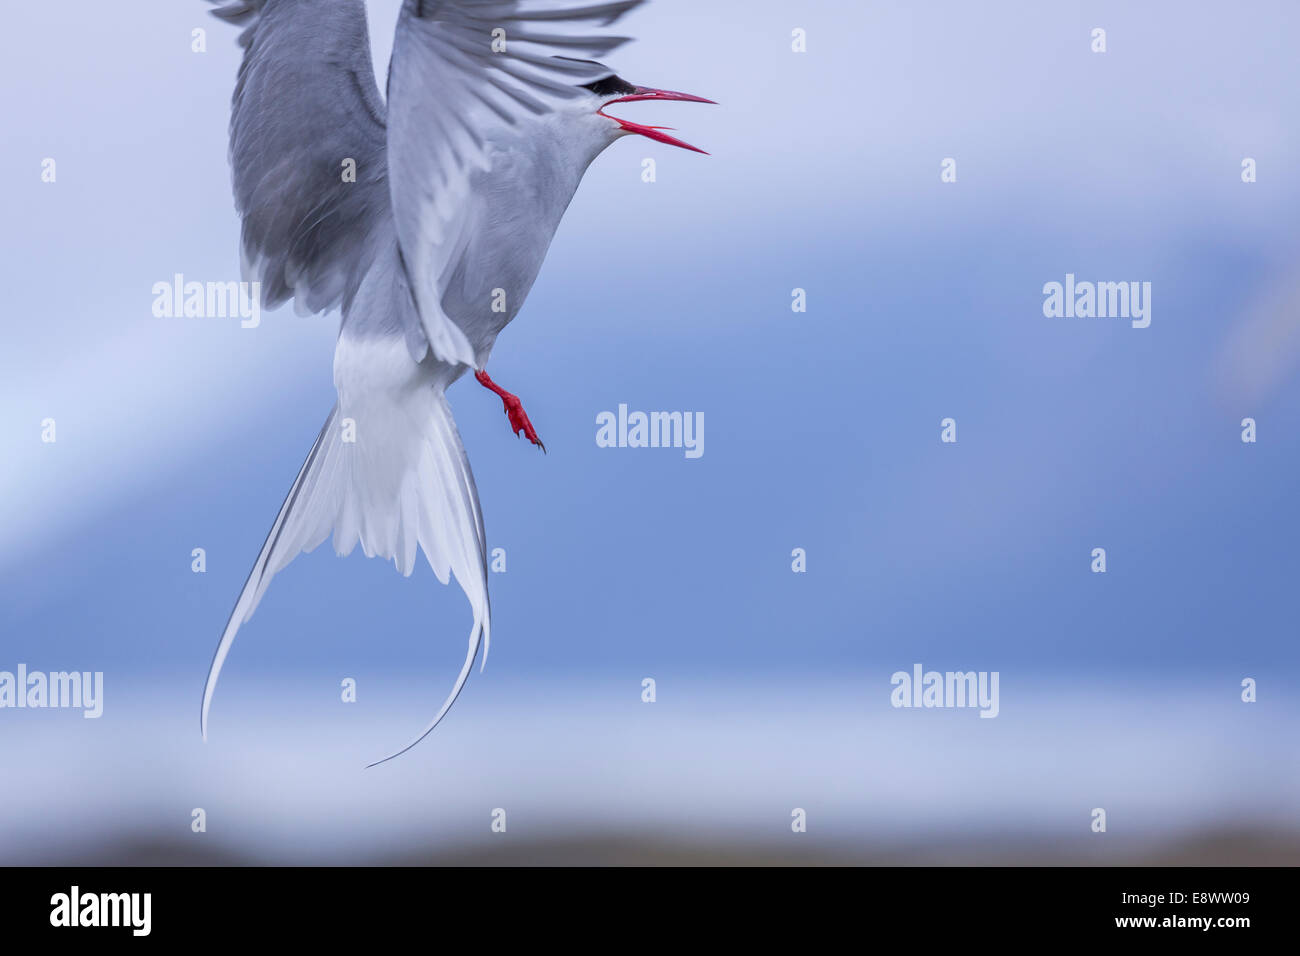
[{"x1": 1, "y1": 676, "x2": 1295, "y2": 864}]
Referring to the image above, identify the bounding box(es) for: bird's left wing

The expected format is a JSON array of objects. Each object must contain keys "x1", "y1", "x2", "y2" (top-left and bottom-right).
[
  {"x1": 208, "y1": 0, "x2": 424, "y2": 356},
  {"x1": 385, "y1": 0, "x2": 644, "y2": 366}
]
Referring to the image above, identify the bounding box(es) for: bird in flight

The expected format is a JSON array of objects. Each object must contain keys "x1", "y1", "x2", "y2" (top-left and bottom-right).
[{"x1": 199, "y1": 0, "x2": 712, "y2": 764}]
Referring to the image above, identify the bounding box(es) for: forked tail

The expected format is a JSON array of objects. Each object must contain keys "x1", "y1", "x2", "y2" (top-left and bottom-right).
[{"x1": 200, "y1": 381, "x2": 491, "y2": 766}]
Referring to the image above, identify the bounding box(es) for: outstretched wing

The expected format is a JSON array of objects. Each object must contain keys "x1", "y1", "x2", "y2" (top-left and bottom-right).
[
  {"x1": 207, "y1": 0, "x2": 406, "y2": 327},
  {"x1": 386, "y1": 0, "x2": 644, "y2": 366}
]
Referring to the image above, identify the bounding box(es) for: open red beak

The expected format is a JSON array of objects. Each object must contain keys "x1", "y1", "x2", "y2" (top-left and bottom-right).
[{"x1": 598, "y1": 86, "x2": 717, "y2": 155}]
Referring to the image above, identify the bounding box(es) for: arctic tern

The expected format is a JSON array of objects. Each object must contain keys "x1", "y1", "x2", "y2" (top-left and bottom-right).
[{"x1": 199, "y1": 0, "x2": 712, "y2": 764}]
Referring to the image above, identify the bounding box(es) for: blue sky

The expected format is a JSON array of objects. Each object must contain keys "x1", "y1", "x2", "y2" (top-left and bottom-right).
[{"x1": 2, "y1": 1, "x2": 1298, "y2": 859}]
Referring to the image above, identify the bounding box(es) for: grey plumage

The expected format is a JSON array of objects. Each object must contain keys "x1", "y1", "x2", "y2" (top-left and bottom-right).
[
  {"x1": 209, "y1": 0, "x2": 643, "y2": 364},
  {"x1": 216, "y1": 0, "x2": 391, "y2": 316}
]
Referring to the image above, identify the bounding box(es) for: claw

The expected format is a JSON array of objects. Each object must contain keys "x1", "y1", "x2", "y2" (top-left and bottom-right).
[{"x1": 502, "y1": 393, "x2": 546, "y2": 453}]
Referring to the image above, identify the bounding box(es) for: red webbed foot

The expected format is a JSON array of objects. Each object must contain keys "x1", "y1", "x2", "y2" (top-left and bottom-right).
[{"x1": 475, "y1": 369, "x2": 545, "y2": 453}]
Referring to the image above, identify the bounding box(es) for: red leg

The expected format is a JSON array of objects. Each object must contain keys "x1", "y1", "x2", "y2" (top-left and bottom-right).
[{"x1": 475, "y1": 369, "x2": 545, "y2": 453}]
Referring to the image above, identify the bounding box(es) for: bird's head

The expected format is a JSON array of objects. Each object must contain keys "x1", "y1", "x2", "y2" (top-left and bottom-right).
[{"x1": 569, "y1": 66, "x2": 716, "y2": 155}]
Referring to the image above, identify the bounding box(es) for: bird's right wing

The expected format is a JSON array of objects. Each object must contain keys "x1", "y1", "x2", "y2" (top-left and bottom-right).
[
  {"x1": 385, "y1": 0, "x2": 645, "y2": 366},
  {"x1": 207, "y1": 0, "x2": 409, "y2": 328}
]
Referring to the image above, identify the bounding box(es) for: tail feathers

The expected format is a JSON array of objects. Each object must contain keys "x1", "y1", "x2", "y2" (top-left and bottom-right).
[
  {"x1": 364, "y1": 618, "x2": 484, "y2": 768},
  {"x1": 200, "y1": 389, "x2": 491, "y2": 764}
]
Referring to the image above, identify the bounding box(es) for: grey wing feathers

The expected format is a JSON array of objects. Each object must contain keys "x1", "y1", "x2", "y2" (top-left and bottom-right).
[
  {"x1": 384, "y1": 0, "x2": 646, "y2": 366},
  {"x1": 207, "y1": 0, "x2": 394, "y2": 316}
]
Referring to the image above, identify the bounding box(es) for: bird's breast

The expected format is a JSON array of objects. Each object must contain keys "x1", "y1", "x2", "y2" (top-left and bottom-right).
[{"x1": 439, "y1": 133, "x2": 592, "y2": 363}]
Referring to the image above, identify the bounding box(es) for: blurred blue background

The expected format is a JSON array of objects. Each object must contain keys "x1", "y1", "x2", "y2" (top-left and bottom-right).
[{"x1": 2, "y1": 0, "x2": 1298, "y2": 863}]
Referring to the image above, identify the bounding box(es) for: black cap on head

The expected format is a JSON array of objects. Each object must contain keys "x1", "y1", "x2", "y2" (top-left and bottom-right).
[
  {"x1": 581, "y1": 73, "x2": 636, "y2": 96},
  {"x1": 554, "y1": 56, "x2": 637, "y2": 96}
]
